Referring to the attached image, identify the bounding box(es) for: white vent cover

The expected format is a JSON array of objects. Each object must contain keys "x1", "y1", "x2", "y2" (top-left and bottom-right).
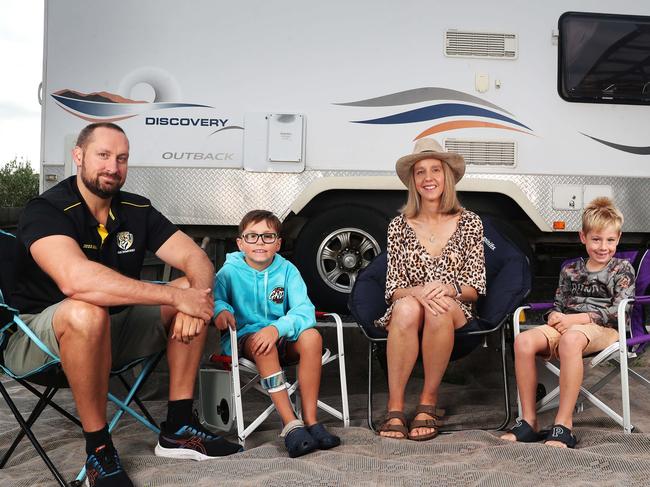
[
  {"x1": 445, "y1": 30, "x2": 518, "y2": 59},
  {"x1": 444, "y1": 139, "x2": 516, "y2": 166}
]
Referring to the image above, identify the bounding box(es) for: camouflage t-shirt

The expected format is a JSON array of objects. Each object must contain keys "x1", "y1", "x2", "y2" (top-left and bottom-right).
[{"x1": 547, "y1": 257, "x2": 635, "y2": 328}]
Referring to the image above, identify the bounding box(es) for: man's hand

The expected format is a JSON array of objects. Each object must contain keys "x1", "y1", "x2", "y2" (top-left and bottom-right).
[
  {"x1": 171, "y1": 311, "x2": 207, "y2": 344},
  {"x1": 173, "y1": 287, "x2": 214, "y2": 321},
  {"x1": 214, "y1": 310, "x2": 236, "y2": 331},
  {"x1": 249, "y1": 326, "x2": 279, "y2": 356}
]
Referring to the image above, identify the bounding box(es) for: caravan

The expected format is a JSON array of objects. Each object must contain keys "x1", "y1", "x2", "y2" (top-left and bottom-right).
[{"x1": 40, "y1": 0, "x2": 650, "y2": 309}]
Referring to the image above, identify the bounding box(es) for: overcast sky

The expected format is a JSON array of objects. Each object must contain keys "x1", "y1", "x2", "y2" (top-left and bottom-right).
[{"x1": 0, "y1": 0, "x2": 44, "y2": 169}]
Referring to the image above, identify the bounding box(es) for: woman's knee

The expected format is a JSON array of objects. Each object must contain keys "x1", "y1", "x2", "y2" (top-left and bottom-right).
[
  {"x1": 422, "y1": 303, "x2": 457, "y2": 332},
  {"x1": 390, "y1": 296, "x2": 423, "y2": 332},
  {"x1": 56, "y1": 300, "x2": 110, "y2": 339}
]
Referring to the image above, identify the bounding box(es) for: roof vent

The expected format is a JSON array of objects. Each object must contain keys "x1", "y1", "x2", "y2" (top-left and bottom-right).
[
  {"x1": 444, "y1": 139, "x2": 516, "y2": 166},
  {"x1": 445, "y1": 30, "x2": 518, "y2": 59}
]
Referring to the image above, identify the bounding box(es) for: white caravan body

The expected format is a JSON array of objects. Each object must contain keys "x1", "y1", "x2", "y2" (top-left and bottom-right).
[{"x1": 41, "y1": 0, "x2": 650, "y2": 308}]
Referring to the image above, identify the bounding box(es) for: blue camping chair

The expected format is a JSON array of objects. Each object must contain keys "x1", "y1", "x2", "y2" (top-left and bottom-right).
[
  {"x1": 0, "y1": 229, "x2": 164, "y2": 486},
  {"x1": 349, "y1": 215, "x2": 531, "y2": 431},
  {"x1": 513, "y1": 250, "x2": 650, "y2": 433}
]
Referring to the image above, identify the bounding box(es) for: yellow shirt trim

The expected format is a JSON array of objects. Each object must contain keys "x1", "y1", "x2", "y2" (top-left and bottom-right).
[
  {"x1": 63, "y1": 202, "x2": 81, "y2": 212},
  {"x1": 97, "y1": 224, "x2": 108, "y2": 244},
  {"x1": 121, "y1": 201, "x2": 150, "y2": 208}
]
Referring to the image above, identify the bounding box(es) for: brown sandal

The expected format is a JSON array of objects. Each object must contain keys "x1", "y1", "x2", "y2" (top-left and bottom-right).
[
  {"x1": 408, "y1": 404, "x2": 441, "y2": 441},
  {"x1": 377, "y1": 411, "x2": 408, "y2": 439}
]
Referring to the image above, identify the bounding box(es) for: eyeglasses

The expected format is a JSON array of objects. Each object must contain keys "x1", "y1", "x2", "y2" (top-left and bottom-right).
[{"x1": 240, "y1": 232, "x2": 278, "y2": 244}]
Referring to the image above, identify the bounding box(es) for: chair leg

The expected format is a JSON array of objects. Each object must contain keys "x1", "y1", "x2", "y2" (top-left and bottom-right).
[
  {"x1": 17, "y1": 379, "x2": 81, "y2": 427},
  {"x1": 0, "y1": 382, "x2": 68, "y2": 487},
  {"x1": 117, "y1": 375, "x2": 158, "y2": 429},
  {"x1": 496, "y1": 325, "x2": 512, "y2": 431},
  {"x1": 619, "y1": 343, "x2": 632, "y2": 434},
  {"x1": 1, "y1": 386, "x2": 57, "y2": 468},
  {"x1": 230, "y1": 330, "x2": 246, "y2": 446},
  {"x1": 367, "y1": 341, "x2": 377, "y2": 432},
  {"x1": 105, "y1": 353, "x2": 163, "y2": 435}
]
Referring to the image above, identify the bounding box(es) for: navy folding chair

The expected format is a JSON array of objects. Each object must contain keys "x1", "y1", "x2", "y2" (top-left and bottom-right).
[
  {"x1": 349, "y1": 216, "x2": 531, "y2": 431},
  {"x1": 0, "y1": 230, "x2": 164, "y2": 486},
  {"x1": 513, "y1": 249, "x2": 650, "y2": 433}
]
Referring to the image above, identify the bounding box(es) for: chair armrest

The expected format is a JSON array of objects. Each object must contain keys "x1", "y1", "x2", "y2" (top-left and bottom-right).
[
  {"x1": 619, "y1": 296, "x2": 650, "y2": 347},
  {"x1": 0, "y1": 304, "x2": 59, "y2": 362},
  {"x1": 512, "y1": 302, "x2": 554, "y2": 338},
  {"x1": 316, "y1": 312, "x2": 346, "y2": 363}
]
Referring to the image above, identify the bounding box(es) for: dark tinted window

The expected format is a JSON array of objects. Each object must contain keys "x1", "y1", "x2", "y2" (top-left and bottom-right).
[{"x1": 558, "y1": 12, "x2": 650, "y2": 105}]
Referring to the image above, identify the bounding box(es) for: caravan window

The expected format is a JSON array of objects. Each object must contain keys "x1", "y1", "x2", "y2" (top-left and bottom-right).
[{"x1": 558, "y1": 12, "x2": 650, "y2": 105}]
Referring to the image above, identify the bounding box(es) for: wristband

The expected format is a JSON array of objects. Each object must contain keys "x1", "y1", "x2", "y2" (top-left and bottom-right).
[{"x1": 452, "y1": 281, "x2": 462, "y2": 298}]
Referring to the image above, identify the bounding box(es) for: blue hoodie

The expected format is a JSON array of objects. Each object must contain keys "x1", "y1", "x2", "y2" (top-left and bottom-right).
[{"x1": 213, "y1": 251, "x2": 316, "y2": 355}]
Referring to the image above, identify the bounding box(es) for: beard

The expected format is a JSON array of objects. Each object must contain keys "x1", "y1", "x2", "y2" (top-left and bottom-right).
[{"x1": 80, "y1": 165, "x2": 124, "y2": 199}]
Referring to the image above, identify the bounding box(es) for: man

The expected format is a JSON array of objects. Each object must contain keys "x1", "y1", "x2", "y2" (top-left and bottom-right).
[{"x1": 5, "y1": 122, "x2": 241, "y2": 487}]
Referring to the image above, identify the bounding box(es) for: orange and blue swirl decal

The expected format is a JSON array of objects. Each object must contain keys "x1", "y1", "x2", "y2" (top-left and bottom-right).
[
  {"x1": 336, "y1": 87, "x2": 533, "y2": 140},
  {"x1": 50, "y1": 89, "x2": 211, "y2": 123}
]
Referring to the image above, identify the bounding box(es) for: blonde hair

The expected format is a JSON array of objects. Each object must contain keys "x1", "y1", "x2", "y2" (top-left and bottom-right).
[
  {"x1": 582, "y1": 197, "x2": 623, "y2": 234},
  {"x1": 400, "y1": 159, "x2": 461, "y2": 218}
]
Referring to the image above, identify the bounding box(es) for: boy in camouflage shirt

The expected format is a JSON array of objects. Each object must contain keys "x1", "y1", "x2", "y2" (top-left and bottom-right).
[{"x1": 501, "y1": 197, "x2": 635, "y2": 448}]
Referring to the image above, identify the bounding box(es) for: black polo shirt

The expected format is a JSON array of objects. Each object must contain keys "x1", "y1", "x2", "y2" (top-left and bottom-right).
[{"x1": 11, "y1": 176, "x2": 178, "y2": 314}]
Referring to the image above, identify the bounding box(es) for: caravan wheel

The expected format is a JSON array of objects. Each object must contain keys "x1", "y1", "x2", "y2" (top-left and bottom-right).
[{"x1": 293, "y1": 208, "x2": 387, "y2": 312}]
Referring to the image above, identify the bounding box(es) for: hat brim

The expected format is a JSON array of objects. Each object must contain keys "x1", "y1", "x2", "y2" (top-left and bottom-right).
[{"x1": 395, "y1": 151, "x2": 465, "y2": 187}]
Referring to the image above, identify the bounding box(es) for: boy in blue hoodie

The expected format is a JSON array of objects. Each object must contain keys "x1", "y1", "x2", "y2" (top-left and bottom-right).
[{"x1": 213, "y1": 210, "x2": 340, "y2": 457}]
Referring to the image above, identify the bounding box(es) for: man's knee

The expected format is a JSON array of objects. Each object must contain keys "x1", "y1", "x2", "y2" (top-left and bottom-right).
[{"x1": 55, "y1": 300, "x2": 110, "y2": 339}]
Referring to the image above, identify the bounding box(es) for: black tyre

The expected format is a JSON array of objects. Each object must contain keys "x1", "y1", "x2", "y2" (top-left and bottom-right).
[{"x1": 293, "y1": 207, "x2": 388, "y2": 312}]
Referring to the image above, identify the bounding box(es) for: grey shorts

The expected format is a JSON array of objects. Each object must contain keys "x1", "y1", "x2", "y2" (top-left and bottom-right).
[{"x1": 3, "y1": 302, "x2": 168, "y2": 377}]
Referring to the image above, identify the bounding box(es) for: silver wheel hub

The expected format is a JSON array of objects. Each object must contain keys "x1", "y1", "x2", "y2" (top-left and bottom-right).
[{"x1": 316, "y1": 227, "x2": 381, "y2": 293}]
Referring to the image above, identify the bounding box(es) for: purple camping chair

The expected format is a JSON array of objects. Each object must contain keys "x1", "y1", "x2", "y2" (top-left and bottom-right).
[{"x1": 512, "y1": 250, "x2": 650, "y2": 433}]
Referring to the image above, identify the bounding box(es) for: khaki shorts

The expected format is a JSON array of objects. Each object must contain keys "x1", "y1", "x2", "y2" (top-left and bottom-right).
[
  {"x1": 3, "y1": 302, "x2": 167, "y2": 377},
  {"x1": 535, "y1": 323, "x2": 619, "y2": 360}
]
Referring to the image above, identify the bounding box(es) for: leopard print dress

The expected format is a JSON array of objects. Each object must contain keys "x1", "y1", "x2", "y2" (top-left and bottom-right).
[{"x1": 374, "y1": 210, "x2": 486, "y2": 328}]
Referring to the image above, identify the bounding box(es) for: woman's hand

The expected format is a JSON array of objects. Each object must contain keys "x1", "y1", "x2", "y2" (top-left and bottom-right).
[
  {"x1": 418, "y1": 281, "x2": 455, "y2": 300},
  {"x1": 416, "y1": 295, "x2": 454, "y2": 316}
]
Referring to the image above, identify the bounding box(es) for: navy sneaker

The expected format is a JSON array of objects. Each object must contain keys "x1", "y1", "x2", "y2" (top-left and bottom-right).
[
  {"x1": 84, "y1": 444, "x2": 133, "y2": 487},
  {"x1": 155, "y1": 414, "x2": 243, "y2": 461}
]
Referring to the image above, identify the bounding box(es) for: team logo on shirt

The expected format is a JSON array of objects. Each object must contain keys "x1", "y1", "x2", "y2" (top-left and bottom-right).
[
  {"x1": 117, "y1": 231, "x2": 134, "y2": 251},
  {"x1": 269, "y1": 287, "x2": 285, "y2": 304}
]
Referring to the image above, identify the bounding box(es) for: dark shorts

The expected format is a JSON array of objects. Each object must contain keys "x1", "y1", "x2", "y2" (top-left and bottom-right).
[
  {"x1": 237, "y1": 333, "x2": 298, "y2": 366},
  {"x1": 4, "y1": 301, "x2": 167, "y2": 377}
]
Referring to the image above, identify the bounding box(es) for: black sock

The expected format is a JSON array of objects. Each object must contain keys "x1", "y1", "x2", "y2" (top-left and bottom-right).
[
  {"x1": 83, "y1": 424, "x2": 111, "y2": 456},
  {"x1": 166, "y1": 399, "x2": 193, "y2": 432}
]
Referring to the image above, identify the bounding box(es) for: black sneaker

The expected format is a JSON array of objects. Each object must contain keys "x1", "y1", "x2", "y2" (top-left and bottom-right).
[
  {"x1": 155, "y1": 414, "x2": 243, "y2": 461},
  {"x1": 84, "y1": 444, "x2": 133, "y2": 487}
]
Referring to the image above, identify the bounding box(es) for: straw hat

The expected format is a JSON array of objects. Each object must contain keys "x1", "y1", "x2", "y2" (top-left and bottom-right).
[{"x1": 395, "y1": 138, "x2": 465, "y2": 186}]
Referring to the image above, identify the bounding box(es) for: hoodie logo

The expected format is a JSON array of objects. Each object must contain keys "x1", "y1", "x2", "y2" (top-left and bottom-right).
[{"x1": 269, "y1": 287, "x2": 285, "y2": 304}]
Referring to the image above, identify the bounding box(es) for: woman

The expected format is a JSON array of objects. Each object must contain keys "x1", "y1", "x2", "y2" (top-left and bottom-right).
[{"x1": 376, "y1": 138, "x2": 486, "y2": 441}]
